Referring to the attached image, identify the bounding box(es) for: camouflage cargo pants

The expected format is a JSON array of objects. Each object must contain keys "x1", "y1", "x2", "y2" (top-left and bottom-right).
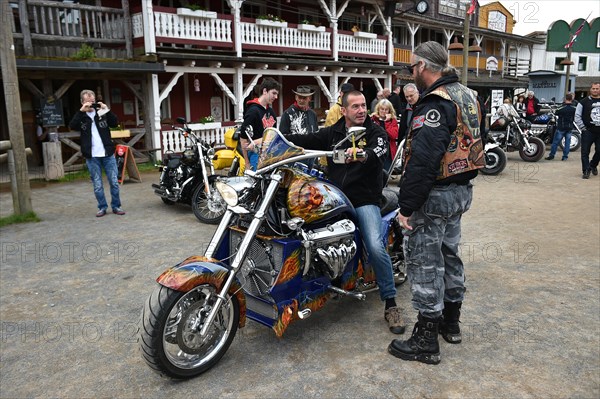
[{"x1": 402, "y1": 183, "x2": 473, "y2": 318}]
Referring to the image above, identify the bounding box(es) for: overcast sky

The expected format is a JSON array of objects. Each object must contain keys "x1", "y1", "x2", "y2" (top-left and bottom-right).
[{"x1": 478, "y1": 0, "x2": 600, "y2": 35}]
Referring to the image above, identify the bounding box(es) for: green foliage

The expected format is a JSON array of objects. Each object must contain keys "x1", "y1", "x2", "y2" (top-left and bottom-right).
[
  {"x1": 0, "y1": 212, "x2": 40, "y2": 228},
  {"x1": 71, "y1": 44, "x2": 96, "y2": 60},
  {"x1": 198, "y1": 115, "x2": 215, "y2": 123},
  {"x1": 257, "y1": 14, "x2": 285, "y2": 22}
]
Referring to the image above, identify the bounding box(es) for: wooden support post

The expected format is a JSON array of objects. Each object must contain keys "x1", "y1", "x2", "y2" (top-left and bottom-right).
[
  {"x1": 0, "y1": 0, "x2": 33, "y2": 214},
  {"x1": 42, "y1": 142, "x2": 65, "y2": 180}
]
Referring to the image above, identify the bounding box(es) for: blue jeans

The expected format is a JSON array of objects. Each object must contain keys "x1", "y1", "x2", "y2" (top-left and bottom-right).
[
  {"x1": 355, "y1": 204, "x2": 396, "y2": 301},
  {"x1": 86, "y1": 155, "x2": 121, "y2": 210},
  {"x1": 549, "y1": 129, "x2": 571, "y2": 159},
  {"x1": 581, "y1": 130, "x2": 600, "y2": 172}
]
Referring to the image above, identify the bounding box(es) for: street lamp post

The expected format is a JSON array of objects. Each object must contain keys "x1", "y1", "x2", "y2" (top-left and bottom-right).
[{"x1": 462, "y1": 5, "x2": 470, "y2": 86}]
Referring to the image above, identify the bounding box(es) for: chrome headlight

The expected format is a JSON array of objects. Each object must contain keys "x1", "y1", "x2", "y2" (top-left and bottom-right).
[{"x1": 215, "y1": 177, "x2": 254, "y2": 207}]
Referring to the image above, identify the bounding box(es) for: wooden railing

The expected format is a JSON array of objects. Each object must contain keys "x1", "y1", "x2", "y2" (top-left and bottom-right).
[
  {"x1": 161, "y1": 124, "x2": 228, "y2": 156},
  {"x1": 338, "y1": 32, "x2": 387, "y2": 59},
  {"x1": 10, "y1": 0, "x2": 131, "y2": 57},
  {"x1": 240, "y1": 22, "x2": 331, "y2": 53}
]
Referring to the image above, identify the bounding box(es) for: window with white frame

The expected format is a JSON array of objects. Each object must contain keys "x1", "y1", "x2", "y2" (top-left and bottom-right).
[
  {"x1": 554, "y1": 57, "x2": 565, "y2": 71},
  {"x1": 578, "y1": 56, "x2": 587, "y2": 71}
]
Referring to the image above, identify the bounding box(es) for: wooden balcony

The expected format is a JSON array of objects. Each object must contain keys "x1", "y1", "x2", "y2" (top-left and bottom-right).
[
  {"x1": 131, "y1": 8, "x2": 388, "y2": 61},
  {"x1": 10, "y1": 0, "x2": 131, "y2": 58}
]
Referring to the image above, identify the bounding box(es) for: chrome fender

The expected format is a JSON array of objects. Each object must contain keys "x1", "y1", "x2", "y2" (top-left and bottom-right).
[{"x1": 156, "y1": 256, "x2": 247, "y2": 328}]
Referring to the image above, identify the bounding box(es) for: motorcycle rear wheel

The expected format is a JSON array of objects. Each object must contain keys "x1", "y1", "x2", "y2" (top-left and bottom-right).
[
  {"x1": 140, "y1": 284, "x2": 239, "y2": 379},
  {"x1": 559, "y1": 130, "x2": 581, "y2": 152},
  {"x1": 480, "y1": 147, "x2": 507, "y2": 175},
  {"x1": 191, "y1": 181, "x2": 227, "y2": 224},
  {"x1": 519, "y1": 137, "x2": 545, "y2": 162}
]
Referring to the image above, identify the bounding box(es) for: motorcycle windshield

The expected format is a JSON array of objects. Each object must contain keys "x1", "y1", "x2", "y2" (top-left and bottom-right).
[{"x1": 257, "y1": 128, "x2": 304, "y2": 169}]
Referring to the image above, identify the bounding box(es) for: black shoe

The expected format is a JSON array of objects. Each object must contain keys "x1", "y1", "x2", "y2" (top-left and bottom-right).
[
  {"x1": 440, "y1": 301, "x2": 462, "y2": 344},
  {"x1": 583, "y1": 169, "x2": 591, "y2": 179},
  {"x1": 561, "y1": 157, "x2": 568, "y2": 161},
  {"x1": 388, "y1": 313, "x2": 441, "y2": 365},
  {"x1": 592, "y1": 166, "x2": 598, "y2": 176},
  {"x1": 545, "y1": 155, "x2": 554, "y2": 160}
]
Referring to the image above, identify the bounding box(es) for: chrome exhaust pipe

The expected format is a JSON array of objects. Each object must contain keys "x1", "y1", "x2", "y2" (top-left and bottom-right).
[{"x1": 327, "y1": 285, "x2": 366, "y2": 300}]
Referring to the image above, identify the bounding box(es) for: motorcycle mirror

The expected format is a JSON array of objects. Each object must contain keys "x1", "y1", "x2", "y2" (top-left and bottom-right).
[
  {"x1": 333, "y1": 126, "x2": 367, "y2": 151},
  {"x1": 551, "y1": 97, "x2": 556, "y2": 103},
  {"x1": 176, "y1": 117, "x2": 186, "y2": 124}
]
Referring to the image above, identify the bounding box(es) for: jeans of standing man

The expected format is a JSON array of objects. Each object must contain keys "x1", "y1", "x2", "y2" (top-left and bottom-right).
[
  {"x1": 580, "y1": 130, "x2": 600, "y2": 172},
  {"x1": 355, "y1": 204, "x2": 397, "y2": 301},
  {"x1": 86, "y1": 155, "x2": 121, "y2": 211},
  {"x1": 402, "y1": 183, "x2": 472, "y2": 318},
  {"x1": 549, "y1": 129, "x2": 571, "y2": 159}
]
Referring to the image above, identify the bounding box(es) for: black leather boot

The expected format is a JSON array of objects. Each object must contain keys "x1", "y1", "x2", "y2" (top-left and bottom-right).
[
  {"x1": 388, "y1": 313, "x2": 441, "y2": 365},
  {"x1": 440, "y1": 301, "x2": 462, "y2": 344}
]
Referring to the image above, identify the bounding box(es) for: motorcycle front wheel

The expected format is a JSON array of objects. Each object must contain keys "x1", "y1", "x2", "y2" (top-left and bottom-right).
[
  {"x1": 480, "y1": 147, "x2": 507, "y2": 175},
  {"x1": 140, "y1": 284, "x2": 240, "y2": 379},
  {"x1": 191, "y1": 181, "x2": 227, "y2": 224},
  {"x1": 559, "y1": 130, "x2": 581, "y2": 152},
  {"x1": 519, "y1": 137, "x2": 545, "y2": 162}
]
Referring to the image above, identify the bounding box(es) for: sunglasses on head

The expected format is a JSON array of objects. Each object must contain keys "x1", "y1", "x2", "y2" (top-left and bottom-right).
[{"x1": 406, "y1": 62, "x2": 420, "y2": 74}]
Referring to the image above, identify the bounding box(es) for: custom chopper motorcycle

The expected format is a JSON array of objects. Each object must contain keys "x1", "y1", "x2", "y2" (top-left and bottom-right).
[
  {"x1": 488, "y1": 104, "x2": 545, "y2": 162},
  {"x1": 152, "y1": 117, "x2": 227, "y2": 224},
  {"x1": 140, "y1": 128, "x2": 406, "y2": 378}
]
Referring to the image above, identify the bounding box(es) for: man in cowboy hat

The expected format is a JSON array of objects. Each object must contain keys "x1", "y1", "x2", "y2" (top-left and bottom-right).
[{"x1": 279, "y1": 85, "x2": 319, "y2": 137}]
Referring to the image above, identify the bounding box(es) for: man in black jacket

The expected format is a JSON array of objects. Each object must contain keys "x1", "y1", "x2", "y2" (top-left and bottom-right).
[
  {"x1": 388, "y1": 41, "x2": 483, "y2": 365},
  {"x1": 69, "y1": 89, "x2": 124, "y2": 217},
  {"x1": 575, "y1": 82, "x2": 600, "y2": 179},
  {"x1": 286, "y1": 90, "x2": 405, "y2": 335}
]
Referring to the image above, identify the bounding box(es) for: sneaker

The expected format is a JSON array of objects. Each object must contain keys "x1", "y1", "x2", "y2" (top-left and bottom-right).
[
  {"x1": 112, "y1": 207, "x2": 126, "y2": 215},
  {"x1": 561, "y1": 157, "x2": 568, "y2": 161},
  {"x1": 582, "y1": 169, "x2": 591, "y2": 179},
  {"x1": 96, "y1": 209, "x2": 107, "y2": 217},
  {"x1": 592, "y1": 166, "x2": 598, "y2": 176},
  {"x1": 384, "y1": 306, "x2": 406, "y2": 334},
  {"x1": 545, "y1": 155, "x2": 554, "y2": 160}
]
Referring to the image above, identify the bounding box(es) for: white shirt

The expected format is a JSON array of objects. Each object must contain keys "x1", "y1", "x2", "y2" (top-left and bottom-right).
[{"x1": 87, "y1": 110, "x2": 106, "y2": 157}]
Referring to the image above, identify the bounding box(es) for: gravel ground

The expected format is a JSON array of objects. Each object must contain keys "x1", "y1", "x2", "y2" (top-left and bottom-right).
[{"x1": 0, "y1": 153, "x2": 599, "y2": 398}]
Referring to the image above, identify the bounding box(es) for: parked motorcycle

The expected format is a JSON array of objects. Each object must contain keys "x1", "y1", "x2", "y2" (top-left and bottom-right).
[
  {"x1": 488, "y1": 105, "x2": 545, "y2": 162},
  {"x1": 140, "y1": 127, "x2": 406, "y2": 378},
  {"x1": 211, "y1": 124, "x2": 246, "y2": 177},
  {"x1": 480, "y1": 141, "x2": 507, "y2": 175},
  {"x1": 531, "y1": 104, "x2": 582, "y2": 152},
  {"x1": 152, "y1": 117, "x2": 226, "y2": 224}
]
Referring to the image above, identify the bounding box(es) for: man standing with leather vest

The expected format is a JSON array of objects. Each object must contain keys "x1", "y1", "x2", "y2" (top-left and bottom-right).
[{"x1": 388, "y1": 41, "x2": 483, "y2": 365}]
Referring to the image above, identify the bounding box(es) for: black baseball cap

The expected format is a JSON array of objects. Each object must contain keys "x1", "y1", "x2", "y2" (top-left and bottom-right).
[{"x1": 340, "y1": 83, "x2": 355, "y2": 94}]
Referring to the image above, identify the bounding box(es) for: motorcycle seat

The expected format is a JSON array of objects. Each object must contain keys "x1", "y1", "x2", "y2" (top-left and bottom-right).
[{"x1": 380, "y1": 187, "x2": 399, "y2": 216}]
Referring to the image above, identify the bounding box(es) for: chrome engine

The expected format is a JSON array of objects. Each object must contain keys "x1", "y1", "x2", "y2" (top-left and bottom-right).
[
  {"x1": 302, "y1": 220, "x2": 357, "y2": 280},
  {"x1": 529, "y1": 124, "x2": 548, "y2": 136}
]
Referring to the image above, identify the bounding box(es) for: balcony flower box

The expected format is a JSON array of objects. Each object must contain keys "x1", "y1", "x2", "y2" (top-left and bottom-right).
[
  {"x1": 188, "y1": 122, "x2": 221, "y2": 130},
  {"x1": 353, "y1": 31, "x2": 377, "y2": 39},
  {"x1": 298, "y1": 24, "x2": 325, "y2": 32},
  {"x1": 176, "y1": 8, "x2": 217, "y2": 19},
  {"x1": 256, "y1": 19, "x2": 288, "y2": 28}
]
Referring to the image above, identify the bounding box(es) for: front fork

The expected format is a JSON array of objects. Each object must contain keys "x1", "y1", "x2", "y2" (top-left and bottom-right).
[
  {"x1": 200, "y1": 172, "x2": 283, "y2": 336},
  {"x1": 197, "y1": 143, "x2": 215, "y2": 195}
]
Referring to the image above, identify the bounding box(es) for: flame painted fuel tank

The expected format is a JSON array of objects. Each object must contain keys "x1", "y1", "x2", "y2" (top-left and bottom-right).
[{"x1": 286, "y1": 169, "x2": 354, "y2": 224}]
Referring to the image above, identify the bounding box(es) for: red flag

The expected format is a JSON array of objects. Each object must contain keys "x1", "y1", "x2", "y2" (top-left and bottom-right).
[
  {"x1": 565, "y1": 15, "x2": 590, "y2": 48},
  {"x1": 467, "y1": 0, "x2": 477, "y2": 15}
]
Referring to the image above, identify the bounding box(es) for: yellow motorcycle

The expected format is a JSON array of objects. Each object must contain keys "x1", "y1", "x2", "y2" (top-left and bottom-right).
[{"x1": 211, "y1": 125, "x2": 245, "y2": 177}]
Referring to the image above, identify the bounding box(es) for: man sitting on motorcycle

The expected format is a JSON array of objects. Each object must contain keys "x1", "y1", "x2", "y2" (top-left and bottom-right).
[{"x1": 285, "y1": 90, "x2": 405, "y2": 335}]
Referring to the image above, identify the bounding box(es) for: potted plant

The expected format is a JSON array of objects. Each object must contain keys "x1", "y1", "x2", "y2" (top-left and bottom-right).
[
  {"x1": 298, "y1": 19, "x2": 325, "y2": 32},
  {"x1": 176, "y1": 3, "x2": 217, "y2": 19},
  {"x1": 189, "y1": 115, "x2": 221, "y2": 130},
  {"x1": 256, "y1": 14, "x2": 288, "y2": 28}
]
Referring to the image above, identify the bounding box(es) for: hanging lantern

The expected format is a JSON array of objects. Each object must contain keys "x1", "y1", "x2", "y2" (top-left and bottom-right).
[{"x1": 193, "y1": 75, "x2": 200, "y2": 92}]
